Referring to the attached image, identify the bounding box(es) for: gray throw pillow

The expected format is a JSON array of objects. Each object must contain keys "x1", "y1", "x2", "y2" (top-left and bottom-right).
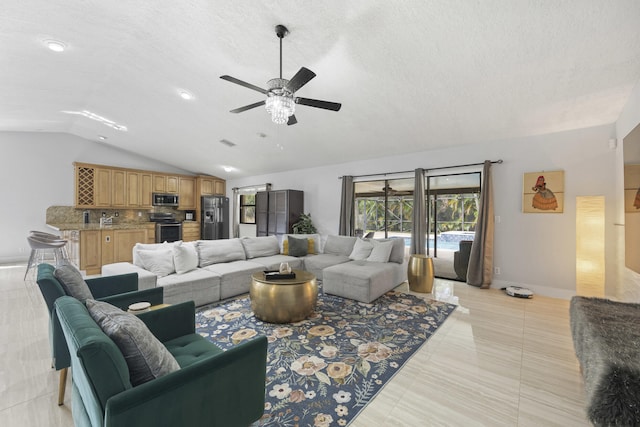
[
  {"x1": 86, "y1": 299, "x2": 180, "y2": 386},
  {"x1": 288, "y1": 236, "x2": 309, "y2": 257},
  {"x1": 54, "y1": 263, "x2": 93, "y2": 303}
]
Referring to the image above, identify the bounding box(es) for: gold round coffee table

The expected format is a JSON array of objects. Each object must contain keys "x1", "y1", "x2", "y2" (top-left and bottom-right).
[{"x1": 250, "y1": 270, "x2": 318, "y2": 323}]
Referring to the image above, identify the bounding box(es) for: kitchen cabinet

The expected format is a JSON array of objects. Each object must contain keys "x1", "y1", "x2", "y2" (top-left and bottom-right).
[
  {"x1": 77, "y1": 227, "x2": 149, "y2": 275},
  {"x1": 95, "y1": 168, "x2": 112, "y2": 207},
  {"x1": 126, "y1": 172, "x2": 140, "y2": 207},
  {"x1": 178, "y1": 176, "x2": 196, "y2": 210},
  {"x1": 153, "y1": 174, "x2": 167, "y2": 193},
  {"x1": 256, "y1": 190, "x2": 303, "y2": 238},
  {"x1": 80, "y1": 230, "x2": 102, "y2": 275},
  {"x1": 166, "y1": 175, "x2": 179, "y2": 193},
  {"x1": 112, "y1": 170, "x2": 127, "y2": 207},
  {"x1": 182, "y1": 222, "x2": 200, "y2": 242},
  {"x1": 214, "y1": 179, "x2": 225, "y2": 195},
  {"x1": 199, "y1": 177, "x2": 215, "y2": 195},
  {"x1": 140, "y1": 172, "x2": 153, "y2": 208}
]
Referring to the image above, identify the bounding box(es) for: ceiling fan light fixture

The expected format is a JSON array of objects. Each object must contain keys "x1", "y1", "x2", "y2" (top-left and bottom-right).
[{"x1": 265, "y1": 94, "x2": 295, "y2": 124}]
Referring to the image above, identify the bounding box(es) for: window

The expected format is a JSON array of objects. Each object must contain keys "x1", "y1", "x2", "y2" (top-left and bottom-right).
[{"x1": 240, "y1": 194, "x2": 256, "y2": 224}]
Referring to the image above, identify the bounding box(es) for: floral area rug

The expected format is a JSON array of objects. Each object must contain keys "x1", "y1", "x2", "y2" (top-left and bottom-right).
[{"x1": 195, "y1": 290, "x2": 457, "y2": 426}]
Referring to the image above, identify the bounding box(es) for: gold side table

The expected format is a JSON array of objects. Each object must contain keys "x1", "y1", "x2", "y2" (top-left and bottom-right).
[
  {"x1": 250, "y1": 270, "x2": 318, "y2": 323},
  {"x1": 408, "y1": 254, "x2": 434, "y2": 293}
]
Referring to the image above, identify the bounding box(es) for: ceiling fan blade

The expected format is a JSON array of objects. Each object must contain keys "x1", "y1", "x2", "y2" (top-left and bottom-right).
[
  {"x1": 295, "y1": 97, "x2": 342, "y2": 111},
  {"x1": 220, "y1": 75, "x2": 268, "y2": 95},
  {"x1": 230, "y1": 100, "x2": 265, "y2": 113},
  {"x1": 285, "y1": 67, "x2": 316, "y2": 93},
  {"x1": 287, "y1": 115, "x2": 298, "y2": 126}
]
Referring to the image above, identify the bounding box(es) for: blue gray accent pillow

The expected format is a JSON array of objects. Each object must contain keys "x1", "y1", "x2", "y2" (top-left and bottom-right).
[
  {"x1": 86, "y1": 299, "x2": 180, "y2": 386},
  {"x1": 288, "y1": 236, "x2": 309, "y2": 257},
  {"x1": 54, "y1": 263, "x2": 93, "y2": 303}
]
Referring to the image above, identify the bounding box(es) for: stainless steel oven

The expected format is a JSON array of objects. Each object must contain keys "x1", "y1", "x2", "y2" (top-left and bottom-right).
[{"x1": 150, "y1": 213, "x2": 182, "y2": 243}]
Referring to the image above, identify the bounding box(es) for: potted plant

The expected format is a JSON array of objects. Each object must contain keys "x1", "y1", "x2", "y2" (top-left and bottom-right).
[{"x1": 292, "y1": 213, "x2": 317, "y2": 234}]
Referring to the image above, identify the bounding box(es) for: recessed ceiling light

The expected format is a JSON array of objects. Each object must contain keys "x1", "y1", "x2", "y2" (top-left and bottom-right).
[
  {"x1": 98, "y1": 135, "x2": 107, "y2": 141},
  {"x1": 179, "y1": 90, "x2": 193, "y2": 100},
  {"x1": 45, "y1": 40, "x2": 66, "y2": 52},
  {"x1": 223, "y1": 166, "x2": 234, "y2": 172}
]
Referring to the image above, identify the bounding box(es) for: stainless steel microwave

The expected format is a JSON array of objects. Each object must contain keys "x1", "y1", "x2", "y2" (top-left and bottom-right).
[{"x1": 152, "y1": 193, "x2": 179, "y2": 207}]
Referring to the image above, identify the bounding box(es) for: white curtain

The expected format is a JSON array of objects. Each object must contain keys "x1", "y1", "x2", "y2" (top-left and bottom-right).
[
  {"x1": 467, "y1": 161, "x2": 494, "y2": 288},
  {"x1": 411, "y1": 168, "x2": 426, "y2": 254}
]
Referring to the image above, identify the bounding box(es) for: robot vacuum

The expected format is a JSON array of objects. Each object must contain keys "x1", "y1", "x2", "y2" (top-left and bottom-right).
[{"x1": 504, "y1": 286, "x2": 533, "y2": 299}]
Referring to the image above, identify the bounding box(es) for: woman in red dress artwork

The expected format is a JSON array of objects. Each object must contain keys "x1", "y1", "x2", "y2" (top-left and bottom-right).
[{"x1": 532, "y1": 175, "x2": 558, "y2": 210}]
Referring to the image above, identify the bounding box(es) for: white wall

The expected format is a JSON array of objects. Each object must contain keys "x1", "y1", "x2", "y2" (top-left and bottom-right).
[
  {"x1": 228, "y1": 124, "x2": 618, "y2": 299},
  {"x1": 0, "y1": 131, "x2": 192, "y2": 263}
]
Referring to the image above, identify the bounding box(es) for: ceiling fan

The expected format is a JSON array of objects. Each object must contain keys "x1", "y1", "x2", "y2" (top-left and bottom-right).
[{"x1": 220, "y1": 25, "x2": 341, "y2": 125}]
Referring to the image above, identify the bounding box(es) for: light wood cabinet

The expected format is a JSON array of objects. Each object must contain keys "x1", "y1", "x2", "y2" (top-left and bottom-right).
[
  {"x1": 179, "y1": 176, "x2": 196, "y2": 210},
  {"x1": 112, "y1": 170, "x2": 127, "y2": 207},
  {"x1": 214, "y1": 179, "x2": 225, "y2": 195},
  {"x1": 166, "y1": 175, "x2": 179, "y2": 193},
  {"x1": 199, "y1": 177, "x2": 215, "y2": 196},
  {"x1": 113, "y1": 229, "x2": 147, "y2": 263},
  {"x1": 101, "y1": 230, "x2": 115, "y2": 266},
  {"x1": 80, "y1": 230, "x2": 102, "y2": 275},
  {"x1": 140, "y1": 173, "x2": 153, "y2": 208},
  {"x1": 182, "y1": 222, "x2": 200, "y2": 242},
  {"x1": 153, "y1": 174, "x2": 166, "y2": 193},
  {"x1": 95, "y1": 168, "x2": 112, "y2": 207},
  {"x1": 126, "y1": 172, "x2": 140, "y2": 207}
]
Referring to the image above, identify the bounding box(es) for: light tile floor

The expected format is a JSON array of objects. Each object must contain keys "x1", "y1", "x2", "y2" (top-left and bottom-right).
[{"x1": 1, "y1": 264, "x2": 589, "y2": 426}]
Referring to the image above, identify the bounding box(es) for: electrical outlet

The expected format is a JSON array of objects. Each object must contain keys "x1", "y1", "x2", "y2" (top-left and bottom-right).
[
  {"x1": 138, "y1": 211, "x2": 142, "y2": 217},
  {"x1": 18, "y1": 247, "x2": 25, "y2": 253},
  {"x1": 114, "y1": 211, "x2": 119, "y2": 217},
  {"x1": 494, "y1": 267, "x2": 501, "y2": 275}
]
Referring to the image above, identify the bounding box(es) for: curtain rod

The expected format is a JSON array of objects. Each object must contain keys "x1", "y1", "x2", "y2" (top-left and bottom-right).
[
  {"x1": 338, "y1": 159, "x2": 503, "y2": 180},
  {"x1": 231, "y1": 183, "x2": 272, "y2": 191}
]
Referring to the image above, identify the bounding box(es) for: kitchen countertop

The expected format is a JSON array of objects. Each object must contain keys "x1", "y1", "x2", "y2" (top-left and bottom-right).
[{"x1": 47, "y1": 222, "x2": 156, "y2": 231}]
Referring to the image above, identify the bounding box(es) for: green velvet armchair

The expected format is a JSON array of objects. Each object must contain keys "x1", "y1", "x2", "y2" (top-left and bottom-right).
[
  {"x1": 55, "y1": 296, "x2": 268, "y2": 427},
  {"x1": 35, "y1": 263, "x2": 164, "y2": 405}
]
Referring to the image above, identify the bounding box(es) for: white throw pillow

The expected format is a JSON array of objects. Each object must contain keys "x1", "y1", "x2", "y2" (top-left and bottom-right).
[
  {"x1": 367, "y1": 240, "x2": 394, "y2": 262},
  {"x1": 349, "y1": 238, "x2": 374, "y2": 260},
  {"x1": 137, "y1": 248, "x2": 175, "y2": 277},
  {"x1": 173, "y1": 241, "x2": 198, "y2": 274},
  {"x1": 133, "y1": 241, "x2": 175, "y2": 268}
]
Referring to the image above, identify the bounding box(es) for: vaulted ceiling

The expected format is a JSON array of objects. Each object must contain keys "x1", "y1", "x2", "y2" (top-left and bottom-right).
[{"x1": 2, "y1": 1, "x2": 640, "y2": 178}]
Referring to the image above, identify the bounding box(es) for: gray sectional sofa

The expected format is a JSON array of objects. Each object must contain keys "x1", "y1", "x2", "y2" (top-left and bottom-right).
[{"x1": 101, "y1": 234, "x2": 407, "y2": 307}]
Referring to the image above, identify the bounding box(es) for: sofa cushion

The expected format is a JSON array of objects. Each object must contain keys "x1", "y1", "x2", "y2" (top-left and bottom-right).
[
  {"x1": 371, "y1": 237, "x2": 406, "y2": 264},
  {"x1": 283, "y1": 238, "x2": 316, "y2": 255},
  {"x1": 323, "y1": 261, "x2": 397, "y2": 303},
  {"x1": 157, "y1": 268, "x2": 221, "y2": 307},
  {"x1": 323, "y1": 235, "x2": 357, "y2": 256},
  {"x1": 367, "y1": 240, "x2": 394, "y2": 262},
  {"x1": 173, "y1": 241, "x2": 198, "y2": 274},
  {"x1": 302, "y1": 254, "x2": 351, "y2": 280},
  {"x1": 349, "y1": 238, "x2": 374, "y2": 260},
  {"x1": 197, "y1": 239, "x2": 246, "y2": 267},
  {"x1": 133, "y1": 241, "x2": 174, "y2": 268},
  {"x1": 137, "y1": 247, "x2": 175, "y2": 278},
  {"x1": 247, "y1": 255, "x2": 304, "y2": 271},
  {"x1": 241, "y1": 236, "x2": 280, "y2": 259},
  {"x1": 203, "y1": 260, "x2": 265, "y2": 300},
  {"x1": 54, "y1": 263, "x2": 93, "y2": 303},
  {"x1": 86, "y1": 299, "x2": 180, "y2": 386},
  {"x1": 288, "y1": 236, "x2": 310, "y2": 257},
  {"x1": 282, "y1": 234, "x2": 321, "y2": 254}
]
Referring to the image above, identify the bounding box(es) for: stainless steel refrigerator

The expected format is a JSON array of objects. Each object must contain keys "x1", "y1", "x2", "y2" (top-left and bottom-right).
[{"x1": 201, "y1": 196, "x2": 229, "y2": 239}]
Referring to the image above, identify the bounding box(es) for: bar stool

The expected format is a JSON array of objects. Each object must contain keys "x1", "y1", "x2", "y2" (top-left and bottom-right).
[{"x1": 24, "y1": 234, "x2": 69, "y2": 280}]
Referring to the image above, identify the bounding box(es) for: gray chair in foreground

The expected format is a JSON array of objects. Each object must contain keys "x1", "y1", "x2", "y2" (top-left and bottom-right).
[{"x1": 453, "y1": 240, "x2": 473, "y2": 281}]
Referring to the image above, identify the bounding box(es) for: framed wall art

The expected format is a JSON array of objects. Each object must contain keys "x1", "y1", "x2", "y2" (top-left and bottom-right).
[
  {"x1": 522, "y1": 170, "x2": 564, "y2": 213},
  {"x1": 624, "y1": 164, "x2": 640, "y2": 213}
]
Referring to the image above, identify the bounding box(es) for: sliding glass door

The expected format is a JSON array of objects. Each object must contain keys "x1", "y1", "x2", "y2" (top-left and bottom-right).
[
  {"x1": 354, "y1": 178, "x2": 413, "y2": 240},
  {"x1": 426, "y1": 172, "x2": 481, "y2": 279}
]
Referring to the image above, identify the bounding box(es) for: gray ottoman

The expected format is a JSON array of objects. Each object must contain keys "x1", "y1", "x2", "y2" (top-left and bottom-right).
[{"x1": 322, "y1": 260, "x2": 395, "y2": 303}]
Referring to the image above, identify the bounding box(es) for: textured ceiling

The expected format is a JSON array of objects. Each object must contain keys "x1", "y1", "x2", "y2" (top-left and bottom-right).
[{"x1": 2, "y1": 1, "x2": 640, "y2": 178}]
